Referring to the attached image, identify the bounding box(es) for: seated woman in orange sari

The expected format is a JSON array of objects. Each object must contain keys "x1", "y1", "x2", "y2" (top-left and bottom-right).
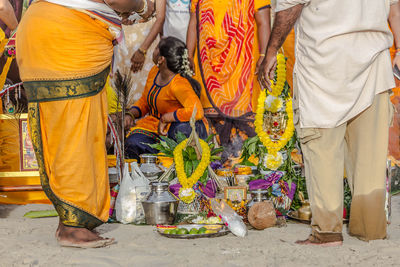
[{"x1": 125, "y1": 37, "x2": 206, "y2": 161}]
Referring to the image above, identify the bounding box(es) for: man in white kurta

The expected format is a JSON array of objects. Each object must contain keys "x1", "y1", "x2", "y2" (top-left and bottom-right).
[{"x1": 259, "y1": 0, "x2": 400, "y2": 244}]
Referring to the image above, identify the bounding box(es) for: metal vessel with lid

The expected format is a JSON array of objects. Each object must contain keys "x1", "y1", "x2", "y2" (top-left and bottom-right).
[
  {"x1": 247, "y1": 189, "x2": 269, "y2": 208},
  {"x1": 139, "y1": 154, "x2": 164, "y2": 181},
  {"x1": 142, "y1": 181, "x2": 179, "y2": 225}
]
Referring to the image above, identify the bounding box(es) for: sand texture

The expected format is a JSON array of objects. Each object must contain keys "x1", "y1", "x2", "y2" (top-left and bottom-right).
[{"x1": 1, "y1": 196, "x2": 400, "y2": 267}]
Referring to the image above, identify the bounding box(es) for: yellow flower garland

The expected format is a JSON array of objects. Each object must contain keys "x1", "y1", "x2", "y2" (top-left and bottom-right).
[
  {"x1": 255, "y1": 53, "x2": 295, "y2": 160},
  {"x1": 264, "y1": 152, "x2": 284, "y2": 170},
  {"x1": 255, "y1": 91, "x2": 295, "y2": 156},
  {"x1": 173, "y1": 138, "x2": 211, "y2": 203},
  {"x1": 265, "y1": 95, "x2": 284, "y2": 113},
  {"x1": 269, "y1": 53, "x2": 286, "y2": 97}
]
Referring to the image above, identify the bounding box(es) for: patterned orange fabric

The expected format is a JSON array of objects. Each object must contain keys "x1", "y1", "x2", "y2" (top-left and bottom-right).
[
  {"x1": 131, "y1": 66, "x2": 204, "y2": 133},
  {"x1": 193, "y1": 0, "x2": 260, "y2": 117},
  {"x1": 389, "y1": 43, "x2": 400, "y2": 163}
]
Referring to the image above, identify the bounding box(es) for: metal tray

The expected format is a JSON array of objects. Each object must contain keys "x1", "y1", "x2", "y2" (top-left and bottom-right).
[
  {"x1": 286, "y1": 210, "x2": 310, "y2": 224},
  {"x1": 157, "y1": 224, "x2": 229, "y2": 239}
]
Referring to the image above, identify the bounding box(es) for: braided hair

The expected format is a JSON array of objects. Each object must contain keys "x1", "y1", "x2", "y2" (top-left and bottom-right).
[{"x1": 158, "y1": 37, "x2": 201, "y2": 97}]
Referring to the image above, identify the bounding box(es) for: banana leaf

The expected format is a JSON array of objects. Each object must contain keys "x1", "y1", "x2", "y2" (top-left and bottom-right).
[{"x1": 24, "y1": 210, "x2": 58, "y2": 219}]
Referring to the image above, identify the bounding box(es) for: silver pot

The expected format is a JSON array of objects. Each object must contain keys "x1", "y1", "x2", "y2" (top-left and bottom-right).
[
  {"x1": 142, "y1": 182, "x2": 179, "y2": 225},
  {"x1": 139, "y1": 154, "x2": 164, "y2": 181},
  {"x1": 247, "y1": 189, "x2": 269, "y2": 208}
]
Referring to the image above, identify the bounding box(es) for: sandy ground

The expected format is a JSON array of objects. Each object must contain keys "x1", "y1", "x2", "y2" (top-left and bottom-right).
[{"x1": 1, "y1": 197, "x2": 400, "y2": 267}]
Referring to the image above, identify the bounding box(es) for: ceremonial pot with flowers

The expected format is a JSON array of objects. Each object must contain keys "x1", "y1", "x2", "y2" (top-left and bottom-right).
[
  {"x1": 241, "y1": 53, "x2": 295, "y2": 173},
  {"x1": 240, "y1": 53, "x2": 307, "y2": 213},
  {"x1": 255, "y1": 53, "x2": 294, "y2": 171},
  {"x1": 151, "y1": 109, "x2": 224, "y2": 205}
]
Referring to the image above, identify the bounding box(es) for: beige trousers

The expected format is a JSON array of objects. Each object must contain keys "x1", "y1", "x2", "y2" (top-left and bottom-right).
[{"x1": 294, "y1": 82, "x2": 392, "y2": 241}]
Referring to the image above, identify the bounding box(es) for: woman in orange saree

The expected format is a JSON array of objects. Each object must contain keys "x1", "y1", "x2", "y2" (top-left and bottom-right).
[
  {"x1": 187, "y1": 0, "x2": 271, "y2": 165},
  {"x1": 125, "y1": 37, "x2": 206, "y2": 161},
  {"x1": 16, "y1": 0, "x2": 153, "y2": 248}
]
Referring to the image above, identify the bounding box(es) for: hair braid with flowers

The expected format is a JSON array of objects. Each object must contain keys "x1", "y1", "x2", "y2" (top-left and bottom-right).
[{"x1": 159, "y1": 37, "x2": 201, "y2": 97}]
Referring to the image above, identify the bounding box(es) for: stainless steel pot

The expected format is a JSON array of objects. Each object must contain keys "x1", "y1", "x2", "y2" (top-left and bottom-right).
[
  {"x1": 247, "y1": 189, "x2": 269, "y2": 208},
  {"x1": 139, "y1": 154, "x2": 164, "y2": 181},
  {"x1": 142, "y1": 182, "x2": 179, "y2": 225}
]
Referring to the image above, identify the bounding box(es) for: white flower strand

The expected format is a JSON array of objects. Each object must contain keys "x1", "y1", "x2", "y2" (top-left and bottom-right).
[{"x1": 180, "y1": 48, "x2": 194, "y2": 77}]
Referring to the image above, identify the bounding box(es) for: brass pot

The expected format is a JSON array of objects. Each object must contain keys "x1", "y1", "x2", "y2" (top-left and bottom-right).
[
  {"x1": 297, "y1": 201, "x2": 312, "y2": 221},
  {"x1": 263, "y1": 110, "x2": 287, "y2": 141}
]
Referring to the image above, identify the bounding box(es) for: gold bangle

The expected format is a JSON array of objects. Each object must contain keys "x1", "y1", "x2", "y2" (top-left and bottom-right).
[
  {"x1": 136, "y1": 0, "x2": 147, "y2": 15},
  {"x1": 138, "y1": 47, "x2": 147, "y2": 56},
  {"x1": 259, "y1": 53, "x2": 265, "y2": 57},
  {"x1": 125, "y1": 111, "x2": 135, "y2": 121}
]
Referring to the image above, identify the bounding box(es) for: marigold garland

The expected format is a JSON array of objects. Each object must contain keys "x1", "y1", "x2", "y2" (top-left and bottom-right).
[
  {"x1": 255, "y1": 53, "x2": 295, "y2": 162},
  {"x1": 173, "y1": 138, "x2": 211, "y2": 203},
  {"x1": 269, "y1": 53, "x2": 286, "y2": 97},
  {"x1": 264, "y1": 152, "x2": 284, "y2": 170},
  {"x1": 255, "y1": 91, "x2": 295, "y2": 157},
  {"x1": 265, "y1": 95, "x2": 283, "y2": 113}
]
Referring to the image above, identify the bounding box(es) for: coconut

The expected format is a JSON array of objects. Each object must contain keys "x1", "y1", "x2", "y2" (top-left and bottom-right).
[{"x1": 248, "y1": 201, "x2": 276, "y2": 230}]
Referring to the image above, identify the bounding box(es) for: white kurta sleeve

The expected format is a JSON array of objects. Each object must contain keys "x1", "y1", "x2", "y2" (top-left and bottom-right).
[
  {"x1": 276, "y1": 0, "x2": 311, "y2": 12},
  {"x1": 390, "y1": 0, "x2": 399, "y2": 5}
]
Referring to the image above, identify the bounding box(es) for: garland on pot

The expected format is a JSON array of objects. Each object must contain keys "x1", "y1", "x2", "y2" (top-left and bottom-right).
[
  {"x1": 151, "y1": 109, "x2": 224, "y2": 204},
  {"x1": 173, "y1": 138, "x2": 211, "y2": 203},
  {"x1": 239, "y1": 53, "x2": 308, "y2": 213},
  {"x1": 254, "y1": 53, "x2": 295, "y2": 170}
]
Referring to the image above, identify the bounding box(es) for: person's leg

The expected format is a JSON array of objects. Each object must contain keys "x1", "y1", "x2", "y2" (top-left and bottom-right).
[
  {"x1": 29, "y1": 89, "x2": 114, "y2": 248},
  {"x1": 125, "y1": 132, "x2": 159, "y2": 161},
  {"x1": 195, "y1": 121, "x2": 208, "y2": 139},
  {"x1": 345, "y1": 91, "x2": 391, "y2": 241},
  {"x1": 296, "y1": 125, "x2": 346, "y2": 245},
  {"x1": 17, "y1": 1, "x2": 115, "y2": 248},
  {"x1": 167, "y1": 121, "x2": 208, "y2": 140},
  {"x1": 292, "y1": 74, "x2": 344, "y2": 245}
]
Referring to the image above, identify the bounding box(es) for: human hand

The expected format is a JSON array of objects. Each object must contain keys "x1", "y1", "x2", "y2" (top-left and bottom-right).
[
  {"x1": 110, "y1": 113, "x2": 118, "y2": 123},
  {"x1": 124, "y1": 112, "x2": 135, "y2": 130},
  {"x1": 120, "y1": 12, "x2": 136, "y2": 25},
  {"x1": 254, "y1": 55, "x2": 265, "y2": 75},
  {"x1": 110, "y1": 112, "x2": 135, "y2": 131},
  {"x1": 257, "y1": 51, "x2": 277, "y2": 92},
  {"x1": 158, "y1": 121, "x2": 168, "y2": 136},
  {"x1": 131, "y1": 49, "x2": 146, "y2": 73}
]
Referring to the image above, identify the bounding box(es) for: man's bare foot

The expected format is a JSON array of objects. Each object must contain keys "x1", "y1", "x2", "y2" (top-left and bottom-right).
[
  {"x1": 56, "y1": 223, "x2": 115, "y2": 248},
  {"x1": 295, "y1": 234, "x2": 343, "y2": 247},
  {"x1": 56, "y1": 220, "x2": 100, "y2": 237}
]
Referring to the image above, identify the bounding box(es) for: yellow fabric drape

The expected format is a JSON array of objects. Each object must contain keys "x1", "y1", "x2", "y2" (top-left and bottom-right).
[
  {"x1": 17, "y1": 1, "x2": 113, "y2": 82},
  {"x1": 16, "y1": 1, "x2": 113, "y2": 228},
  {"x1": 38, "y1": 89, "x2": 110, "y2": 222}
]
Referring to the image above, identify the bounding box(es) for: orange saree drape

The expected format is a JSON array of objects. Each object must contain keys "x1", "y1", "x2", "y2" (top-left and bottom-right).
[{"x1": 16, "y1": 1, "x2": 114, "y2": 228}]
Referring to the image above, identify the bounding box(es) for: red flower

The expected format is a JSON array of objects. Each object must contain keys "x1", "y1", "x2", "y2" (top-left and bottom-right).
[{"x1": 207, "y1": 211, "x2": 216, "y2": 218}]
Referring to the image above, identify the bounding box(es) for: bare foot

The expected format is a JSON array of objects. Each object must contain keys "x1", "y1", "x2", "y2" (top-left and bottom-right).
[
  {"x1": 56, "y1": 220, "x2": 100, "y2": 237},
  {"x1": 55, "y1": 220, "x2": 62, "y2": 239},
  {"x1": 56, "y1": 223, "x2": 115, "y2": 248},
  {"x1": 295, "y1": 235, "x2": 343, "y2": 247}
]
